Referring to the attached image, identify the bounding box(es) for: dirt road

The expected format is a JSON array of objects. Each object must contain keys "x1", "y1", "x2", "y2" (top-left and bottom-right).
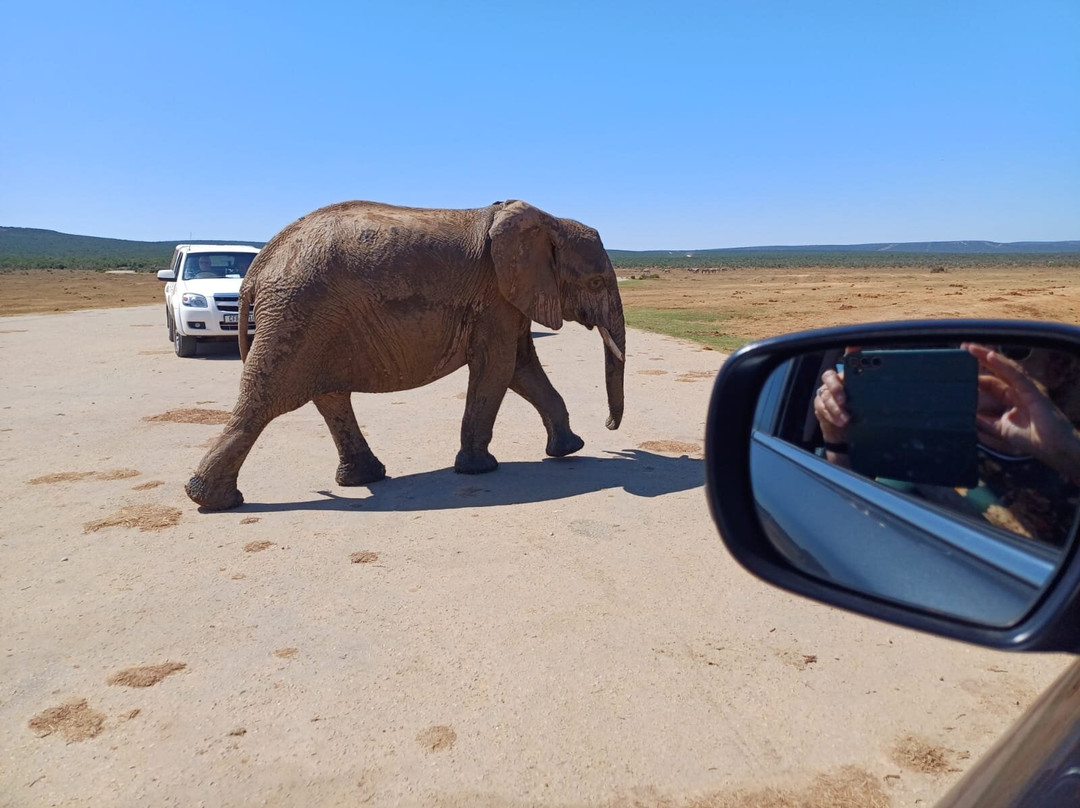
[{"x1": 0, "y1": 306, "x2": 1070, "y2": 807}]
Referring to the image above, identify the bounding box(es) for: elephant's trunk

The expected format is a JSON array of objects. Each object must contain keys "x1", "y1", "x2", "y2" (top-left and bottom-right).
[{"x1": 599, "y1": 317, "x2": 625, "y2": 430}]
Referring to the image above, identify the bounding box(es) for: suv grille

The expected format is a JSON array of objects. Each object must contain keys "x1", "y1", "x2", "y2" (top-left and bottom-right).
[
  {"x1": 214, "y1": 293, "x2": 254, "y2": 331},
  {"x1": 214, "y1": 293, "x2": 240, "y2": 313}
]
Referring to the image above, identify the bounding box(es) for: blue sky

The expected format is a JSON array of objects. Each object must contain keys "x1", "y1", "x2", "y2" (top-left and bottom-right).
[{"x1": 2, "y1": 1, "x2": 1077, "y2": 249}]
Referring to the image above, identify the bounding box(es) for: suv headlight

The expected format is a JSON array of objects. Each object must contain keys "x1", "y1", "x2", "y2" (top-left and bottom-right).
[{"x1": 182, "y1": 293, "x2": 208, "y2": 308}]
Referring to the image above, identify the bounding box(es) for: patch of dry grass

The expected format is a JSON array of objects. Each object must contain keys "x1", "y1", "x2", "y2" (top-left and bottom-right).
[
  {"x1": 602, "y1": 766, "x2": 889, "y2": 808},
  {"x1": 107, "y1": 662, "x2": 187, "y2": 688},
  {"x1": 416, "y1": 725, "x2": 457, "y2": 752},
  {"x1": 891, "y1": 734, "x2": 956, "y2": 774},
  {"x1": 637, "y1": 440, "x2": 702, "y2": 455},
  {"x1": 84, "y1": 504, "x2": 182, "y2": 533},
  {"x1": 28, "y1": 699, "x2": 106, "y2": 742},
  {"x1": 97, "y1": 469, "x2": 140, "y2": 481},
  {"x1": 29, "y1": 469, "x2": 139, "y2": 485},
  {"x1": 144, "y1": 408, "x2": 231, "y2": 425}
]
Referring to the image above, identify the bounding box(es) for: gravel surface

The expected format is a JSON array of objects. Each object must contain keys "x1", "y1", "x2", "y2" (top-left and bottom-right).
[{"x1": 0, "y1": 305, "x2": 1071, "y2": 807}]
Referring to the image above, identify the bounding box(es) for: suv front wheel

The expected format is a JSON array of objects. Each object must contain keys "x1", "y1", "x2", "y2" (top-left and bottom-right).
[{"x1": 174, "y1": 330, "x2": 197, "y2": 357}]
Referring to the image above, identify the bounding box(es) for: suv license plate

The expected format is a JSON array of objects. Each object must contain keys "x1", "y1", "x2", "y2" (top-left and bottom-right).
[{"x1": 222, "y1": 314, "x2": 255, "y2": 325}]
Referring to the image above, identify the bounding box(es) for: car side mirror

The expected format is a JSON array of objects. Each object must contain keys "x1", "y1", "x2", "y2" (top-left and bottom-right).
[
  {"x1": 705, "y1": 319, "x2": 1080, "y2": 652},
  {"x1": 157, "y1": 269, "x2": 176, "y2": 281}
]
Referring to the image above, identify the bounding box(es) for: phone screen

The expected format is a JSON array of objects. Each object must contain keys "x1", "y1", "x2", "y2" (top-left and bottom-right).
[{"x1": 843, "y1": 349, "x2": 978, "y2": 487}]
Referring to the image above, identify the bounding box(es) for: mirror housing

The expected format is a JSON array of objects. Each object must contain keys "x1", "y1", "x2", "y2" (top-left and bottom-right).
[
  {"x1": 706, "y1": 319, "x2": 1080, "y2": 652},
  {"x1": 157, "y1": 269, "x2": 175, "y2": 281}
]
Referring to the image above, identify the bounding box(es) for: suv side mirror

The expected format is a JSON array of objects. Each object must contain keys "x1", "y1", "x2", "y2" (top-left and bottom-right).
[
  {"x1": 705, "y1": 319, "x2": 1080, "y2": 653},
  {"x1": 157, "y1": 269, "x2": 176, "y2": 282}
]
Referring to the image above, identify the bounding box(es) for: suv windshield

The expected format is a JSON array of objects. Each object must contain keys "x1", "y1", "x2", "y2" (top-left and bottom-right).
[{"x1": 182, "y1": 252, "x2": 257, "y2": 281}]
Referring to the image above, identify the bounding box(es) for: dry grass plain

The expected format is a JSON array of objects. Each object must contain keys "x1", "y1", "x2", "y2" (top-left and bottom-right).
[
  {"x1": 0, "y1": 270, "x2": 165, "y2": 316},
  {"x1": 3, "y1": 264, "x2": 1078, "y2": 342},
  {"x1": 617, "y1": 264, "x2": 1080, "y2": 349}
]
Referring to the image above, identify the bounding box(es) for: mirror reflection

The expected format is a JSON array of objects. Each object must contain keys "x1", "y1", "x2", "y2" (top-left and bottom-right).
[{"x1": 750, "y1": 339, "x2": 1080, "y2": 627}]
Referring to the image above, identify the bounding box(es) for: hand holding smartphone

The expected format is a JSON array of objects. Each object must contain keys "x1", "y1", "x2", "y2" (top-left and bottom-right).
[{"x1": 843, "y1": 349, "x2": 979, "y2": 487}]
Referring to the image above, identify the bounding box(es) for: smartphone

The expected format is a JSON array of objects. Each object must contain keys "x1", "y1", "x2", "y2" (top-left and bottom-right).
[{"x1": 842, "y1": 349, "x2": 978, "y2": 487}]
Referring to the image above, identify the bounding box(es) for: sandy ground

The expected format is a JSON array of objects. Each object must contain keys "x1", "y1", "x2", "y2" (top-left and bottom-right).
[{"x1": 0, "y1": 305, "x2": 1074, "y2": 808}]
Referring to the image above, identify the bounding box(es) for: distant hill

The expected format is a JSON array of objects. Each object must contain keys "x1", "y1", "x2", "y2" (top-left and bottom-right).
[
  {"x1": 2, "y1": 226, "x2": 1077, "y2": 272},
  {"x1": 718, "y1": 240, "x2": 1080, "y2": 254},
  {"x1": 0, "y1": 227, "x2": 264, "y2": 271},
  {"x1": 608, "y1": 240, "x2": 1080, "y2": 269}
]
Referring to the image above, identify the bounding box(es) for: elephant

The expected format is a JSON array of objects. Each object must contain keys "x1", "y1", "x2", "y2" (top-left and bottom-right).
[{"x1": 184, "y1": 199, "x2": 626, "y2": 510}]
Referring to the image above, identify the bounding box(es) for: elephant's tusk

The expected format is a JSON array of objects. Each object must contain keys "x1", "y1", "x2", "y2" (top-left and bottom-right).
[{"x1": 599, "y1": 327, "x2": 624, "y2": 363}]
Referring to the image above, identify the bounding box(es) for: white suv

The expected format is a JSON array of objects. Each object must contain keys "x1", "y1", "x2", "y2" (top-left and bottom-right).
[{"x1": 158, "y1": 244, "x2": 261, "y2": 357}]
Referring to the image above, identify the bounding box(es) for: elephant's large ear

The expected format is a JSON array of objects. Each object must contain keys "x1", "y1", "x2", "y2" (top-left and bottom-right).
[{"x1": 489, "y1": 202, "x2": 563, "y2": 330}]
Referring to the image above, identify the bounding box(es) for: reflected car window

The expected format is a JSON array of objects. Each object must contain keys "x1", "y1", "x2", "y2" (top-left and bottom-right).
[
  {"x1": 749, "y1": 340, "x2": 1080, "y2": 625},
  {"x1": 763, "y1": 342, "x2": 1080, "y2": 550}
]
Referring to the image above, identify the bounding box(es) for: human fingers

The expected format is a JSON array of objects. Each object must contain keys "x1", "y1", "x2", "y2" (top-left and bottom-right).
[
  {"x1": 966, "y1": 344, "x2": 1044, "y2": 400},
  {"x1": 976, "y1": 374, "x2": 1014, "y2": 413},
  {"x1": 975, "y1": 412, "x2": 1010, "y2": 444},
  {"x1": 815, "y1": 380, "x2": 850, "y2": 430},
  {"x1": 820, "y1": 369, "x2": 847, "y2": 406},
  {"x1": 813, "y1": 398, "x2": 848, "y2": 445},
  {"x1": 963, "y1": 342, "x2": 999, "y2": 369}
]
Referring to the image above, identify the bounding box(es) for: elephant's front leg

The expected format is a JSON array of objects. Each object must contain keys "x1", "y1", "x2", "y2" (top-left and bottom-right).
[
  {"x1": 510, "y1": 335, "x2": 584, "y2": 458},
  {"x1": 455, "y1": 339, "x2": 516, "y2": 474},
  {"x1": 314, "y1": 392, "x2": 387, "y2": 485}
]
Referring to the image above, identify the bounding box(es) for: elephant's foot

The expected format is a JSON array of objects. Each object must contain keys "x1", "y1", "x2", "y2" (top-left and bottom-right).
[
  {"x1": 454, "y1": 449, "x2": 499, "y2": 474},
  {"x1": 336, "y1": 453, "x2": 387, "y2": 486},
  {"x1": 546, "y1": 432, "x2": 584, "y2": 458},
  {"x1": 185, "y1": 475, "x2": 244, "y2": 511}
]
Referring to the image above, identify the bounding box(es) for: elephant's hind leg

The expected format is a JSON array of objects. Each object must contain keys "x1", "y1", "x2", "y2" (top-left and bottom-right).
[
  {"x1": 314, "y1": 392, "x2": 387, "y2": 485},
  {"x1": 186, "y1": 404, "x2": 275, "y2": 510}
]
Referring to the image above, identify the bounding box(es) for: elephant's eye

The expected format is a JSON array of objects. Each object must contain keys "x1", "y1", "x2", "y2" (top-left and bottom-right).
[{"x1": 589, "y1": 276, "x2": 605, "y2": 291}]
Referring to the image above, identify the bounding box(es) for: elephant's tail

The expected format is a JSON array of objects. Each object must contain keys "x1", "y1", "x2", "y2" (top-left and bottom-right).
[
  {"x1": 237, "y1": 290, "x2": 253, "y2": 362},
  {"x1": 237, "y1": 254, "x2": 266, "y2": 362}
]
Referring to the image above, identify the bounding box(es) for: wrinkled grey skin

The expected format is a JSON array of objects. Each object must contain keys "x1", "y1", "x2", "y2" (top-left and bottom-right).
[{"x1": 185, "y1": 200, "x2": 626, "y2": 510}]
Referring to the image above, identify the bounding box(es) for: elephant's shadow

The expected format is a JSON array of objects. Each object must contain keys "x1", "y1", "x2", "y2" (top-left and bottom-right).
[{"x1": 235, "y1": 450, "x2": 703, "y2": 513}]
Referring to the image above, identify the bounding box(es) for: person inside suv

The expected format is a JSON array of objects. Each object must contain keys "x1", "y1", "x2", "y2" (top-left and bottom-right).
[{"x1": 189, "y1": 255, "x2": 219, "y2": 279}]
